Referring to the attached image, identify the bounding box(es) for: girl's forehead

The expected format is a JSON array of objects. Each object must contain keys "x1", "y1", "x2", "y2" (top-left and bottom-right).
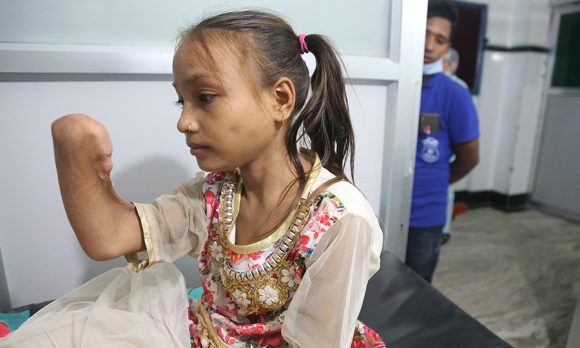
[
  {"x1": 173, "y1": 40, "x2": 210, "y2": 75},
  {"x1": 172, "y1": 38, "x2": 262, "y2": 93},
  {"x1": 173, "y1": 39, "x2": 238, "y2": 77}
]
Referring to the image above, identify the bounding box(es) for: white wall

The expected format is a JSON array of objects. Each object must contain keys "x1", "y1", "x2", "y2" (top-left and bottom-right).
[
  {"x1": 457, "y1": 51, "x2": 549, "y2": 196},
  {"x1": 0, "y1": 0, "x2": 400, "y2": 308},
  {"x1": 0, "y1": 81, "x2": 197, "y2": 307},
  {"x1": 453, "y1": 0, "x2": 551, "y2": 196},
  {"x1": 463, "y1": 0, "x2": 551, "y2": 47},
  {"x1": 0, "y1": 0, "x2": 398, "y2": 306},
  {"x1": 0, "y1": 0, "x2": 557, "y2": 309},
  {"x1": 0, "y1": 79, "x2": 388, "y2": 308}
]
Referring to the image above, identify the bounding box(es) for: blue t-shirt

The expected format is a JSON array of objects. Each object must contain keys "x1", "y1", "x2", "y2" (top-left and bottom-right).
[{"x1": 410, "y1": 73, "x2": 479, "y2": 228}]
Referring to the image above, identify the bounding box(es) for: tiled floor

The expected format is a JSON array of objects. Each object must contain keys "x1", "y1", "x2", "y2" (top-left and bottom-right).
[{"x1": 433, "y1": 207, "x2": 580, "y2": 348}]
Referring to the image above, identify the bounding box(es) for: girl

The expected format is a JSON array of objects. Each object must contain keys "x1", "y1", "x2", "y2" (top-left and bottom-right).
[{"x1": 2, "y1": 10, "x2": 385, "y2": 348}]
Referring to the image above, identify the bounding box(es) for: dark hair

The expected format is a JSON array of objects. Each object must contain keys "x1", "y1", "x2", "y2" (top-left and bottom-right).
[
  {"x1": 427, "y1": 0, "x2": 460, "y2": 40},
  {"x1": 180, "y1": 10, "x2": 355, "y2": 189}
]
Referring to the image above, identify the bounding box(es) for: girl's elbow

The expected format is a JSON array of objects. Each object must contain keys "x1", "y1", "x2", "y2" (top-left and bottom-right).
[{"x1": 82, "y1": 244, "x2": 122, "y2": 262}]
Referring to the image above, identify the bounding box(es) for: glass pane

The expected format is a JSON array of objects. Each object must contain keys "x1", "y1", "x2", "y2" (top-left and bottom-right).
[
  {"x1": 0, "y1": 0, "x2": 391, "y2": 57},
  {"x1": 552, "y1": 11, "x2": 580, "y2": 88}
]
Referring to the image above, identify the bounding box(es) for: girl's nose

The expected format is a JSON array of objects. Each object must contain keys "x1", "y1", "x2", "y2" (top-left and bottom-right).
[{"x1": 177, "y1": 109, "x2": 199, "y2": 134}]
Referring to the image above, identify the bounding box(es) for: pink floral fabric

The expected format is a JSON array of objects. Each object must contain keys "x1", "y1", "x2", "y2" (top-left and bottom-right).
[{"x1": 190, "y1": 172, "x2": 384, "y2": 348}]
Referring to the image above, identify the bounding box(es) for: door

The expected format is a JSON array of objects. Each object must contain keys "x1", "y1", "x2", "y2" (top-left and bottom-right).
[{"x1": 531, "y1": 4, "x2": 580, "y2": 221}]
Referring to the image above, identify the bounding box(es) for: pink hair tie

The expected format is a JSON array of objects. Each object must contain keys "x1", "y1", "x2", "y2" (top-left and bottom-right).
[{"x1": 298, "y1": 34, "x2": 308, "y2": 54}]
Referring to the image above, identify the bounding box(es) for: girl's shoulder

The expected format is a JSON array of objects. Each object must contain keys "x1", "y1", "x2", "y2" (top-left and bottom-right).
[
  {"x1": 298, "y1": 169, "x2": 383, "y2": 260},
  {"x1": 297, "y1": 169, "x2": 380, "y2": 257},
  {"x1": 310, "y1": 168, "x2": 376, "y2": 226}
]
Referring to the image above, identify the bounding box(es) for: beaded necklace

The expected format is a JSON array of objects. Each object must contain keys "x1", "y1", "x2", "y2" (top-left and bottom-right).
[{"x1": 207, "y1": 158, "x2": 319, "y2": 314}]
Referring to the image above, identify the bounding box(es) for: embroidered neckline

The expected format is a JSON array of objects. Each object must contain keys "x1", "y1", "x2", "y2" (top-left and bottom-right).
[
  {"x1": 206, "y1": 150, "x2": 321, "y2": 314},
  {"x1": 227, "y1": 152, "x2": 321, "y2": 254}
]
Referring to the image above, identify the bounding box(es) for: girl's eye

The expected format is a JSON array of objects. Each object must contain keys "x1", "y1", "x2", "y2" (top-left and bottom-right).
[
  {"x1": 198, "y1": 94, "x2": 216, "y2": 103},
  {"x1": 174, "y1": 99, "x2": 184, "y2": 109}
]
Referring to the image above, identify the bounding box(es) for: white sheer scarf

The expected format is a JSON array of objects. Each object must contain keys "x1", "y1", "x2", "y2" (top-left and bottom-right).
[{"x1": 1, "y1": 169, "x2": 384, "y2": 348}]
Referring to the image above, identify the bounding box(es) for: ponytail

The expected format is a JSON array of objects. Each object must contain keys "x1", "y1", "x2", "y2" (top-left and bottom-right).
[{"x1": 288, "y1": 34, "x2": 355, "y2": 183}]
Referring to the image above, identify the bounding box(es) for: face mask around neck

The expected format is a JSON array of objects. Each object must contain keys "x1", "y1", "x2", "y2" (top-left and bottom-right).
[{"x1": 423, "y1": 58, "x2": 444, "y2": 75}]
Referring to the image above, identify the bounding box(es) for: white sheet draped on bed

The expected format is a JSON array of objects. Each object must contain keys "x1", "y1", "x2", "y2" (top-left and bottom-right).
[{"x1": 0, "y1": 263, "x2": 190, "y2": 348}]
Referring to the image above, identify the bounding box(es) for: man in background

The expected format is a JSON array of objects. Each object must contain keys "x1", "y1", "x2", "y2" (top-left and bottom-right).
[
  {"x1": 406, "y1": 0, "x2": 480, "y2": 283},
  {"x1": 441, "y1": 47, "x2": 469, "y2": 244},
  {"x1": 443, "y1": 47, "x2": 469, "y2": 89}
]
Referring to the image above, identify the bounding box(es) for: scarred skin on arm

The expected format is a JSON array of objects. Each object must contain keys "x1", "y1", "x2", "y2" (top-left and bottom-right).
[{"x1": 52, "y1": 114, "x2": 145, "y2": 261}]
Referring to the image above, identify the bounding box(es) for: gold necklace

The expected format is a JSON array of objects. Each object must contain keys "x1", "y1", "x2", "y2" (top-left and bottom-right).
[{"x1": 207, "y1": 171, "x2": 313, "y2": 314}]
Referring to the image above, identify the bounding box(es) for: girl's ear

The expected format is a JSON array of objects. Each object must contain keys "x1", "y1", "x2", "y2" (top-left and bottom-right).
[{"x1": 272, "y1": 77, "x2": 296, "y2": 123}]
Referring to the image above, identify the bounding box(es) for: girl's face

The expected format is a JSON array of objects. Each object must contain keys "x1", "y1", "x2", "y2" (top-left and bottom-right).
[{"x1": 172, "y1": 38, "x2": 281, "y2": 172}]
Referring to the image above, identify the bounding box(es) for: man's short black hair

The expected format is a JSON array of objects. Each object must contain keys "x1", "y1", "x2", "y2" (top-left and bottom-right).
[{"x1": 427, "y1": 0, "x2": 460, "y2": 40}]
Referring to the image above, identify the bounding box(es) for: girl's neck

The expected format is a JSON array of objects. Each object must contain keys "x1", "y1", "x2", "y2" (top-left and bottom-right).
[
  {"x1": 234, "y1": 147, "x2": 312, "y2": 245},
  {"x1": 238, "y1": 148, "x2": 310, "y2": 203}
]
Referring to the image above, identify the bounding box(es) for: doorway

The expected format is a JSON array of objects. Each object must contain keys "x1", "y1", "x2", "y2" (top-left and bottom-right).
[{"x1": 531, "y1": 3, "x2": 580, "y2": 222}]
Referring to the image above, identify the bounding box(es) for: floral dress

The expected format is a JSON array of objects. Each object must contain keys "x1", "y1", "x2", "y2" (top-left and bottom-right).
[
  {"x1": 0, "y1": 156, "x2": 385, "y2": 348},
  {"x1": 186, "y1": 165, "x2": 386, "y2": 348}
]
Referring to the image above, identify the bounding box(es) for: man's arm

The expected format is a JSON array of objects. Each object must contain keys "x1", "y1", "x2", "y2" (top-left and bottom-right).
[{"x1": 449, "y1": 138, "x2": 479, "y2": 184}]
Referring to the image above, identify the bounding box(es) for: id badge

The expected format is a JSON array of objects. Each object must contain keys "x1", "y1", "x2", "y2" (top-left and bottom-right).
[{"x1": 419, "y1": 113, "x2": 440, "y2": 134}]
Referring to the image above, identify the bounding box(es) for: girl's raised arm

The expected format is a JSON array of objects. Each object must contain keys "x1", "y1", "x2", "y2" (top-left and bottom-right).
[{"x1": 52, "y1": 114, "x2": 145, "y2": 261}]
